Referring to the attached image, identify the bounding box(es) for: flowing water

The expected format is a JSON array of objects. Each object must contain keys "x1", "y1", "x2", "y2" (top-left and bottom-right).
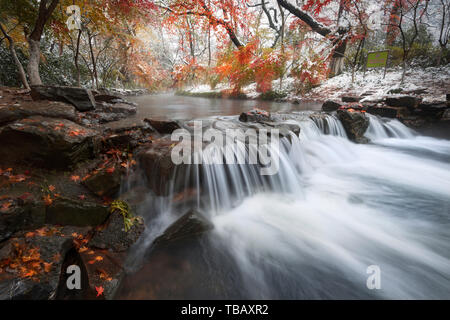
[{"x1": 116, "y1": 96, "x2": 450, "y2": 300}]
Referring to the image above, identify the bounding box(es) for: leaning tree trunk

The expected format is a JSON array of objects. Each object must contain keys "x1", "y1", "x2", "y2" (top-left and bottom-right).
[
  {"x1": 329, "y1": 40, "x2": 347, "y2": 77},
  {"x1": 0, "y1": 23, "x2": 30, "y2": 90},
  {"x1": 27, "y1": 38, "x2": 43, "y2": 85}
]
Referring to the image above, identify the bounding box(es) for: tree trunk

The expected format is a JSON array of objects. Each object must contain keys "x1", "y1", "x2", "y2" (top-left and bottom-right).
[
  {"x1": 0, "y1": 23, "x2": 30, "y2": 90},
  {"x1": 27, "y1": 38, "x2": 43, "y2": 86},
  {"x1": 74, "y1": 30, "x2": 82, "y2": 87},
  {"x1": 87, "y1": 31, "x2": 98, "y2": 89},
  {"x1": 26, "y1": 0, "x2": 60, "y2": 86}
]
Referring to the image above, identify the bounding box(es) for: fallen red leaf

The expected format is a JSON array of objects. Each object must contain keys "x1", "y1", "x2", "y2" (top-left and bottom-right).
[{"x1": 95, "y1": 286, "x2": 104, "y2": 297}]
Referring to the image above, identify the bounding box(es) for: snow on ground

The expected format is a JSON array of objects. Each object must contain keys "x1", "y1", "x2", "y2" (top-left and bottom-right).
[
  {"x1": 182, "y1": 64, "x2": 450, "y2": 103},
  {"x1": 302, "y1": 65, "x2": 450, "y2": 102}
]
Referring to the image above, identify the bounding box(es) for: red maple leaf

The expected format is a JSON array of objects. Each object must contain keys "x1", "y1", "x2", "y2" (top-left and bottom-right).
[{"x1": 95, "y1": 286, "x2": 104, "y2": 297}]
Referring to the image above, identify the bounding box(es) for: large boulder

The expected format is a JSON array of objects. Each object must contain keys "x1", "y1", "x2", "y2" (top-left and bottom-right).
[
  {"x1": 337, "y1": 109, "x2": 369, "y2": 143},
  {"x1": 239, "y1": 108, "x2": 272, "y2": 122},
  {"x1": 31, "y1": 85, "x2": 96, "y2": 112},
  {"x1": 152, "y1": 209, "x2": 213, "y2": 248},
  {"x1": 89, "y1": 211, "x2": 144, "y2": 252},
  {"x1": 45, "y1": 197, "x2": 109, "y2": 227},
  {"x1": 385, "y1": 95, "x2": 421, "y2": 110},
  {"x1": 0, "y1": 101, "x2": 77, "y2": 126},
  {"x1": 144, "y1": 118, "x2": 181, "y2": 134},
  {"x1": 366, "y1": 105, "x2": 400, "y2": 118},
  {"x1": 322, "y1": 100, "x2": 342, "y2": 112},
  {"x1": 414, "y1": 102, "x2": 447, "y2": 121},
  {"x1": 94, "y1": 94, "x2": 122, "y2": 104},
  {"x1": 0, "y1": 116, "x2": 98, "y2": 169}
]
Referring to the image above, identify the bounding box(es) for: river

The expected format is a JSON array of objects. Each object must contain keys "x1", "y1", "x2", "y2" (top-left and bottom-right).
[{"x1": 115, "y1": 95, "x2": 450, "y2": 300}]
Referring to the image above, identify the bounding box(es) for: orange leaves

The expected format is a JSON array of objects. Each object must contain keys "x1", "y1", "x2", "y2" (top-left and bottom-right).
[
  {"x1": 88, "y1": 256, "x2": 104, "y2": 265},
  {"x1": 48, "y1": 185, "x2": 56, "y2": 192},
  {"x1": 71, "y1": 175, "x2": 80, "y2": 182},
  {"x1": 69, "y1": 129, "x2": 86, "y2": 137},
  {"x1": 43, "y1": 194, "x2": 53, "y2": 206},
  {"x1": 97, "y1": 269, "x2": 113, "y2": 282},
  {"x1": 0, "y1": 242, "x2": 49, "y2": 279}
]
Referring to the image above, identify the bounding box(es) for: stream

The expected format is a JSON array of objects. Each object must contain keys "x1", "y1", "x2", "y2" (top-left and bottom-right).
[{"x1": 115, "y1": 95, "x2": 450, "y2": 300}]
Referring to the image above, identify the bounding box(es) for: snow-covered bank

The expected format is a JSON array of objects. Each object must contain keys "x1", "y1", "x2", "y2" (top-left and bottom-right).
[{"x1": 180, "y1": 65, "x2": 450, "y2": 104}]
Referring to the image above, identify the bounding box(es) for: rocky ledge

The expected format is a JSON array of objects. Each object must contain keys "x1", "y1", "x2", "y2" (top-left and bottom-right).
[{"x1": 0, "y1": 86, "x2": 149, "y2": 299}]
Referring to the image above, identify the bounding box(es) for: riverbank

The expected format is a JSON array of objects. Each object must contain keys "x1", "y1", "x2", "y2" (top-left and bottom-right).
[{"x1": 178, "y1": 65, "x2": 450, "y2": 104}]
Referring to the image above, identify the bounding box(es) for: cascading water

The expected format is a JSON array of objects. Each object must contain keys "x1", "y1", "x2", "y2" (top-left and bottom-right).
[{"x1": 118, "y1": 113, "x2": 450, "y2": 300}]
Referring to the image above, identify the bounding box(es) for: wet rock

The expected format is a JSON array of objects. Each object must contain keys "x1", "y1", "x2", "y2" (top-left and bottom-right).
[
  {"x1": 94, "y1": 94, "x2": 122, "y2": 104},
  {"x1": 385, "y1": 95, "x2": 421, "y2": 110},
  {"x1": 89, "y1": 211, "x2": 145, "y2": 252},
  {"x1": 82, "y1": 166, "x2": 124, "y2": 198},
  {"x1": 0, "y1": 101, "x2": 77, "y2": 126},
  {"x1": 341, "y1": 96, "x2": 360, "y2": 103},
  {"x1": 78, "y1": 249, "x2": 126, "y2": 300},
  {"x1": 337, "y1": 109, "x2": 369, "y2": 143},
  {"x1": 138, "y1": 138, "x2": 178, "y2": 196},
  {"x1": 0, "y1": 226, "x2": 89, "y2": 300},
  {"x1": 414, "y1": 102, "x2": 447, "y2": 121},
  {"x1": 31, "y1": 85, "x2": 96, "y2": 112},
  {"x1": 0, "y1": 116, "x2": 98, "y2": 169},
  {"x1": 46, "y1": 197, "x2": 109, "y2": 227},
  {"x1": 144, "y1": 118, "x2": 181, "y2": 134},
  {"x1": 239, "y1": 108, "x2": 271, "y2": 122},
  {"x1": 85, "y1": 103, "x2": 137, "y2": 124},
  {"x1": 152, "y1": 209, "x2": 213, "y2": 248},
  {"x1": 322, "y1": 100, "x2": 342, "y2": 112},
  {"x1": 366, "y1": 105, "x2": 399, "y2": 118},
  {"x1": 0, "y1": 197, "x2": 45, "y2": 242}
]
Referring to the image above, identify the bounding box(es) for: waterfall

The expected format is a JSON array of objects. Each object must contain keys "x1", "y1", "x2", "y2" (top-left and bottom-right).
[
  {"x1": 120, "y1": 112, "x2": 450, "y2": 300},
  {"x1": 365, "y1": 114, "x2": 416, "y2": 140}
]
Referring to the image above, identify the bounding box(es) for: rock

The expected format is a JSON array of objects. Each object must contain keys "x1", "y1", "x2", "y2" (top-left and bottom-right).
[
  {"x1": 89, "y1": 211, "x2": 145, "y2": 252},
  {"x1": 0, "y1": 101, "x2": 77, "y2": 126},
  {"x1": 322, "y1": 100, "x2": 342, "y2": 112},
  {"x1": 341, "y1": 96, "x2": 360, "y2": 103},
  {"x1": 94, "y1": 94, "x2": 122, "y2": 103},
  {"x1": 138, "y1": 138, "x2": 178, "y2": 196},
  {"x1": 78, "y1": 249, "x2": 126, "y2": 300},
  {"x1": 415, "y1": 102, "x2": 447, "y2": 120},
  {"x1": 82, "y1": 165, "x2": 124, "y2": 198},
  {"x1": 0, "y1": 198, "x2": 46, "y2": 242},
  {"x1": 239, "y1": 108, "x2": 271, "y2": 122},
  {"x1": 152, "y1": 209, "x2": 213, "y2": 248},
  {"x1": 0, "y1": 116, "x2": 98, "y2": 169},
  {"x1": 31, "y1": 85, "x2": 96, "y2": 112},
  {"x1": 385, "y1": 95, "x2": 421, "y2": 110},
  {"x1": 144, "y1": 118, "x2": 181, "y2": 134},
  {"x1": 337, "y1": 109, "x2": 369, "y2": 143},
  {"x1": 46, "y1": 197, "x2": 109, "y2": 227},
  {"x1": 0, "y1": 226, "x2": 89, "y2": 300},
  {"x1": 366, "y1": 105, "x2": 399, "y2": 118}
]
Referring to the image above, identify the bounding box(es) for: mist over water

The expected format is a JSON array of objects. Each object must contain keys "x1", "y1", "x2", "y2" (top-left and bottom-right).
[{"x1": 121, "y1": 113, "x2": 450, "y2": 299}]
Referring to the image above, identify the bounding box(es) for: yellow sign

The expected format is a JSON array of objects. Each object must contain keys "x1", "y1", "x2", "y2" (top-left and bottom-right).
[{"x1": 366, "y1": 51, "x2": 389, "y2": 68}]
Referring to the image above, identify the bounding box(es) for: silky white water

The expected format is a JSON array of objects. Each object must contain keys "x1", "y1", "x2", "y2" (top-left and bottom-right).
[{"x1": 126, "y1": 114, "x2": 450, "y2": 299}]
